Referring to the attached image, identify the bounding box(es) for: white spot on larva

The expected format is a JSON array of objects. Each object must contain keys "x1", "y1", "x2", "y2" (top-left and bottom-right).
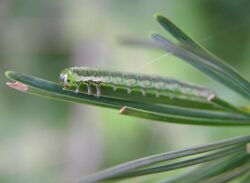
[
  {"x1": 127, "y1": 79, "x2": 136, "y2": 86},
  {"x1": 156, "y1": 81, "x2": 165, "y2": 89},
  {"x1": 113, "y1": 77, "x2": 122, "y2": 84},
  {"x1": 142, "y1": 80, "x2": 151, "y2": 88},
  {"x1": 92, "y1": 77, "x2": 102, "y2": 82}
]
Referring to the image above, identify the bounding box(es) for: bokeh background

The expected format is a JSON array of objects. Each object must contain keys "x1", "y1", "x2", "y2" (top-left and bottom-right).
[{"x1": 1, "y1": 0, "x2": 250, "y2": 182}]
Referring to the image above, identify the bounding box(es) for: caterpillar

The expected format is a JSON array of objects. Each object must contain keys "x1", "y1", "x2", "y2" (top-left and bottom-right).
[{"x1": 59, "y1": 67, "x2": 215, "y2": 103}]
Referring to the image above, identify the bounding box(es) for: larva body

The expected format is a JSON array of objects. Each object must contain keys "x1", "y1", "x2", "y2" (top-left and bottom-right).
[{"x1": 59, "y1": 67, "x2": 215, "y2": 104}]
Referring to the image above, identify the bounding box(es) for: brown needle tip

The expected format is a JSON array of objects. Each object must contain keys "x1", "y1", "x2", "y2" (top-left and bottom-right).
[{"x1": 6, "y1": 82, "x2": 28, "y2": 92}]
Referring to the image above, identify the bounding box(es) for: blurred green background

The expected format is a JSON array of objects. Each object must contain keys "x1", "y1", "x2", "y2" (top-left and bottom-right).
[{"x1": 1, "y1": 0, "x2": 250, "y2": 182}]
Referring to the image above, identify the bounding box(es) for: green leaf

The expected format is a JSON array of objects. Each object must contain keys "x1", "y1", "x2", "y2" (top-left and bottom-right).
[{"x1": 154, "y1": 14, "x2": 250, "y2": 99}]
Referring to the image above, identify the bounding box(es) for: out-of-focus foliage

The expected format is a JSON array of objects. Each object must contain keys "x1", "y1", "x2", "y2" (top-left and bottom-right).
[{"x1": 1, "y1": 0, "x2": 250, "y2": 182}]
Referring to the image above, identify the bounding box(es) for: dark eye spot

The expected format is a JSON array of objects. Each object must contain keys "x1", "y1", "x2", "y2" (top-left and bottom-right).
[{"x1": 67, "y1": 79, "x2": 70, "y2": 82}]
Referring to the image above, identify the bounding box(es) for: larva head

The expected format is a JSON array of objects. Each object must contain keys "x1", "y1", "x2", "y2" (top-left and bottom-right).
[{"x1": 59, "y1": 69, "x2": 80, "y2": 88}]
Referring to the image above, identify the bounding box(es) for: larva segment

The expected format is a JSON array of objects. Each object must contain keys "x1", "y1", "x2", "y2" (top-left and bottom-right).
[{"x1": 59, "y1": 67, "x2": 215, "y2": 103}]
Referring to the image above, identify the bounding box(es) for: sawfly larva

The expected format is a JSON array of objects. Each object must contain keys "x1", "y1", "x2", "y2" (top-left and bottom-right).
[{"x1": 59, "y1": 67, "x2": 215, "y2": 106}]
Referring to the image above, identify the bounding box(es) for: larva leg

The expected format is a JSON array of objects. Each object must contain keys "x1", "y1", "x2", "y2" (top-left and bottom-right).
[
  {"x1": 86, "y1": 82, "x2": 91, "y2": 95},
  {"x1": 95, "y1": 83, "x2": 101, "y2": 97}
]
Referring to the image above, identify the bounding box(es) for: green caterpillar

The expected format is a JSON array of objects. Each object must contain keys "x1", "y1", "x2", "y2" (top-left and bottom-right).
[{"x1": 59, "y1": 67, "x2": 215, "y2": 104}]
